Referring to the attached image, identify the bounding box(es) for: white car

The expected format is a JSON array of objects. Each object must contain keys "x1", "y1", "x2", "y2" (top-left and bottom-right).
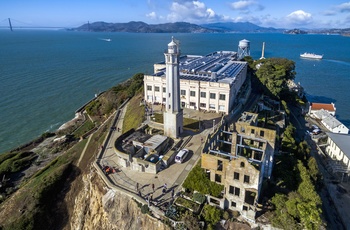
[{"x1": 175, "y1": 149, "x2": 189, "y2": 163}]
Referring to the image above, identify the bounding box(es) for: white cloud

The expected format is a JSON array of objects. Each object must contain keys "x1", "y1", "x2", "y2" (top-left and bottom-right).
[
  {"x1": 166, "y1": 1, "x2": 220, "y2": 23},
  {"x1": 286, "y1": 10, "x2": 313, "y2": 25},
  {"x1": 229, "y1": 0, "x2": 264, "y2": 12},
  {"x1": 146, "y1": 11, "x2": 158, "y2": 20},
  {"x1": 337, "y1": 2, "x2": 350, "y2": 12}
]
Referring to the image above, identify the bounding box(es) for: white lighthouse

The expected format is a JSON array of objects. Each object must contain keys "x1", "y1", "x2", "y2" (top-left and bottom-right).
[{"x1": 163, "y1": 37, "x2": 183, "y2": 138}]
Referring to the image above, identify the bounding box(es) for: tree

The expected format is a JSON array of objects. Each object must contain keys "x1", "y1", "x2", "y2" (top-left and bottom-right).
[
  {"x1": 182, "y1": 211, "x2": 201, "y2": 230},
  {"x1": 254, "y1": 58, "x2": 296, "y2": 99},
  {"x1": 281, "y1": 124, "x2": 297, "y2": 153},
  {"x1": 201, "y1": 204, "x2": 222, "y2": 225}
]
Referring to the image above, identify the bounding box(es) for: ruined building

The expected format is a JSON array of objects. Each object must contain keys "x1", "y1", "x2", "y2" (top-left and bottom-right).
[{"x1": 201, "y1": 112, "x2": 276, "y2": 222}]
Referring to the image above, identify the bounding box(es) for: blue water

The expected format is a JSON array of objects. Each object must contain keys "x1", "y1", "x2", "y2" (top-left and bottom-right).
[{"x1": 1, "y1": 30, "x2": 350, "y2": 153}]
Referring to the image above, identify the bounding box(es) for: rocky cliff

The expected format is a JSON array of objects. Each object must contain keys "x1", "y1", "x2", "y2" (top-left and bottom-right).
[{"x1": 66, "y1": 169, "x2": 169, "y2": 230}]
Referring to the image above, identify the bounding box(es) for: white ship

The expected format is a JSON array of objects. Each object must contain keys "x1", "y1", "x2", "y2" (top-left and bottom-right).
[{"x1": 300, "y1": 52, "x2": 323, "y2": 59}]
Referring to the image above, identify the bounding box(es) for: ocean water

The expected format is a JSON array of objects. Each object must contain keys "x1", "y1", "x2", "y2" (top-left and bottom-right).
[{"x1": 0, "y1": 30, "x2": 350, "y2": 153}]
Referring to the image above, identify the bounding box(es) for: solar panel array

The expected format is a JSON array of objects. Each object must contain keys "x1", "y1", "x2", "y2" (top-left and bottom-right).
[{"x1": 151, "y1": 51, "x2": 247, "y2": 86}]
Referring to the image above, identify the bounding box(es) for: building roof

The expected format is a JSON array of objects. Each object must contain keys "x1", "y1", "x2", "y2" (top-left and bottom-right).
[
  {"x1": 310, "y1": 102, "x2": 336, "y2": 111},
  {"x1": 327, "y1": 132, "x2": 350, "y2": 159},
  {"x1": 152, "y1": 51, "x2": 247, "y2": 86}
]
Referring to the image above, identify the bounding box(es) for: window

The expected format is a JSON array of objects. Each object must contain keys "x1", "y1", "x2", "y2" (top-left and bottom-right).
[
  {"x1": 243, "y1": 206, "x2": 248, "y2": 211},
  {"x1": 219, "y1": 94, "x2": 226, "y2": 100},
  {"x1": 200, "y1": 92, "x2": 206, "y2": 98},
  {"x1": 240, "y1": 162, "x2": 245, "y2": 168},
  {"x1": 251, "y1": 129, "x2": 255, "y2": 134},
  {"x1": 259, "y1": 142, "x2": 263, "y2": 148},
  {"x1": 229, "y1": 186, "x2": 240, "y2": 196},
  {"x1": 209, "y1": 104, "x2": 215, "y2": 109},
  {"x1": 200, "y1": 103, "x2": 206, "y2": 108},
  {"x1": 155, "y1": 86, "x2": 160, "y2": 92},
  {"x1": 234, "y1": 172, "x2": 239, "y2": 180},
  {"x1": 217, "y1": 160, "x2": 223, "y2": 171},
  {"x1": 181, "y1": 102, "x2": 186, "y2": 107},
  {"x1": 181, "y1": 90, "x2": 186, "y2": 96},
  {"x1": 147, "y1": 95, "x2": 152, "y2": 101},
  {"x1": 231, "y1": 201, "x2": 236, "y2": 207},
  {"x1": 163, "y1": 87, "x2": 166, "y2": 93},
  {"x1": 260, "y1": 130, "x2": 265, "y2": 137},
  {"x1": 147, "y1": 85, "x2": 152, "y2": 91},
  {"x1": 190, "y1": 102, "x2": 196, "y2": 107},
  {"x1": 215, "y1": 174, "x2": 222, "y2": 183},
  {"x1": 190, "y1": 91, "x2": 195, "y2": 97},
  {"x1": 210, "y1": 93, "x2": 216, "y2": 99},
  {"x1": 219, "y1": 105, "x2": 225, "y2": 111},
  {"x1": 244, "y1": 175, "x2": 250, "y2": 183}
]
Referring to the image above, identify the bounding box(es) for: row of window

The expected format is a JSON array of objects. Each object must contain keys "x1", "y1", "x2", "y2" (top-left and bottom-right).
[
  {"x1": 146, "y1": 85, "x2": 226, "y2": 100},
  {"x1": 233, "y1": 172, "x2": 250, "y2": 183},
  {"x1": 241, "y1": 127, "x2": 265, "y2": 137},
  {"x1": 181, "y1": 90, "x2": 225, "y2": 100}
]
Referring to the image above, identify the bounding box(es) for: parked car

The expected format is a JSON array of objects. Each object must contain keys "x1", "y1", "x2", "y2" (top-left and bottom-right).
[{"x1": 175, "y1": 149, "x2": 189, "y2": 163}]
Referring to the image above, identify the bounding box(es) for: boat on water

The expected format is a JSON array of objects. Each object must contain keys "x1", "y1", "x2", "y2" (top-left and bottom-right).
[{"x1": 300, "y1": 52, "x2": 323, "y2": 59}]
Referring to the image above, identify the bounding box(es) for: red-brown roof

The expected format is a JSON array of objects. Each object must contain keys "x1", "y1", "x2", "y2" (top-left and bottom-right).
[{"x1": 311, "y1": 103, "x2": 336, "y2": 111}]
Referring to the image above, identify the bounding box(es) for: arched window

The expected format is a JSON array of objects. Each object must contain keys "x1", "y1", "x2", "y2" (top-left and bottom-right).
[{"x1": 240, "y1": 162, "x2": 245, "y2": 168}]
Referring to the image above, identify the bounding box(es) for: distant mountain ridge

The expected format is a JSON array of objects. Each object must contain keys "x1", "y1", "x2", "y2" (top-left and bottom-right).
[
  {"x1": 73, "y1": 21, "x2": 350, "y2": 35},
  {"x1": 75, "y1": 21, "x2": 217, "y2": 33}
]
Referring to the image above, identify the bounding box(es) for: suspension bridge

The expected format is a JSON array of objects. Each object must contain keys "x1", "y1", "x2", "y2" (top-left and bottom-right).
[{"x1": 0, "y1": 18, "x2": 85, "y2": 31}]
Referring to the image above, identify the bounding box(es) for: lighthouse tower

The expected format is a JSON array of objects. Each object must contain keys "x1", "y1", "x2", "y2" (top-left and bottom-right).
[{"x1": 163, "y1": 37, "x2": 183, "y2": 138}]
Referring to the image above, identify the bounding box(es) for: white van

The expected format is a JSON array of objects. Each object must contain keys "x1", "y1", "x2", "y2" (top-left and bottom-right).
[{"x1": 175, "y1": 149, "x2": 189, "y2": 163}]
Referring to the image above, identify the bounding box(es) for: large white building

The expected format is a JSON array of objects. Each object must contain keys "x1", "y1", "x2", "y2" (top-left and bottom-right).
[
  {"x1": 144, "y1": 46, "x2": 248, "y2": 114},
  {"x1": 325, "y1": 132, "x2": 350, "y2": 176}
]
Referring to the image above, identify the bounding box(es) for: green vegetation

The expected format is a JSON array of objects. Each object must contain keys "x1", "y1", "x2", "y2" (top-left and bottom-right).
[
  {"x1": 175, "y1": 197, "x2": 200, "y2": 212},
  {"x1": 201, "y1": 204, "x2": 222, "y2": 225},
  {"x1": 86, "y1": 73, "x2": 144, "y2": 117},
  {"x1": 183, "y1": 162, "x2": 224, "y2": 198},
  {"x1": 182, "y1": 211, "x2": 201, "y2": 230},
  {"x1": 193, "y1": 192, "x2": 206, "y2": 204},
  {"x1": 245, "y1": 57, "x2": 296, "y2": 100},
  {"x1": 72, "y1": 119, "x2": 95, "y2": 138},
  {"x1": 152, "y1": 113, "x2": 200, "y2": 132},
  {"x1": 270, "y1": 122, "x2": 323, "y2": 229},
  {"x1": 123, "y1": 92, "x2": 145, "y2": 133},
  {"x1": 0, "y1": 151, "x2": 37, "y2": 177}
]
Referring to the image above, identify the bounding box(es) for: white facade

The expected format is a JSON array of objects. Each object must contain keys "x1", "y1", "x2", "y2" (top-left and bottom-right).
[
  {"x1": 144, "y1": 51, "x2": 247, "y2": 115},
  {"x1": 325, "y1": 133, "x2": 350, "y2": 170},
  {"x1": 314, "y1": 109, "x2": 349, "y2": 134}
]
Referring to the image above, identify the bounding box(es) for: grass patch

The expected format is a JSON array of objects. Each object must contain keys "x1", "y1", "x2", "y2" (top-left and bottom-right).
[
  {"x1": 0, "y1": 151, "x2": 37, "y2": 176},
  {"x1": 151, "y1": 113, "x2": 199, "y2": 131},
  {"x1": 72, "y1": 119, "x2": 95, "y2": 138},
  {"x1": 123, "y1": 92, "x2": 145, "y2": 132},
  {"x1": 175, "y1": 197, "x2": 201, "y2": 213}
]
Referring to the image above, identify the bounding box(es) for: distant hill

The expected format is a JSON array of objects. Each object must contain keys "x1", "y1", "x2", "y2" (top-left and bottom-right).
[
  {"x1": 201, "y1": 22, "x2": 284, "y2": 33},
  {"x1": 73, "y1": 21, "x2": 350, "y2": 35},
  {"x1": 74, "y1": 21, "x2": 218, "y2": 33}
]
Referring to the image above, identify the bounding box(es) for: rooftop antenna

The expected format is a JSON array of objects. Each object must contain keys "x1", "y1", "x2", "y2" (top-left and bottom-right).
[
  {"x1": 8, "y1": 18, "x2": 13, "y2": 31},
  {"x1": 260, "y1": 42, "x2": 265, "y2": 59}
]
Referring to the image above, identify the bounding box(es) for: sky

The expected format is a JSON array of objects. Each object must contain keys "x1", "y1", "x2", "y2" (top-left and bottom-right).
[{"x1": 1, "y1": 0, "x2": 350, "y2": 29}]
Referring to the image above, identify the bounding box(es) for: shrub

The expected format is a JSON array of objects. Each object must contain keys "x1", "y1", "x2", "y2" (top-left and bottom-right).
[
  {"x1": 193, "y1": 192, "x2": 206, "y2": 204},
  {"x1": 141, "y1": 204, "x2": 150, "y2": 214},
  {"x1": 201, "y1": 204, "x2": 222, "y2": 225}
]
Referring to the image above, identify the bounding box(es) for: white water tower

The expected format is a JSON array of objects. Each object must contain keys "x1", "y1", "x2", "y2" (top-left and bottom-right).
[{"x1": 238, "y1": 39, "x2": 250, "y2": 60}]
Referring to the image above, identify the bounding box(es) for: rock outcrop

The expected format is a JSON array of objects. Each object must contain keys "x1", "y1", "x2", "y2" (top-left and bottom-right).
[{"x1": 66, "y1": 170, "x2": 169, "y2": 230}]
